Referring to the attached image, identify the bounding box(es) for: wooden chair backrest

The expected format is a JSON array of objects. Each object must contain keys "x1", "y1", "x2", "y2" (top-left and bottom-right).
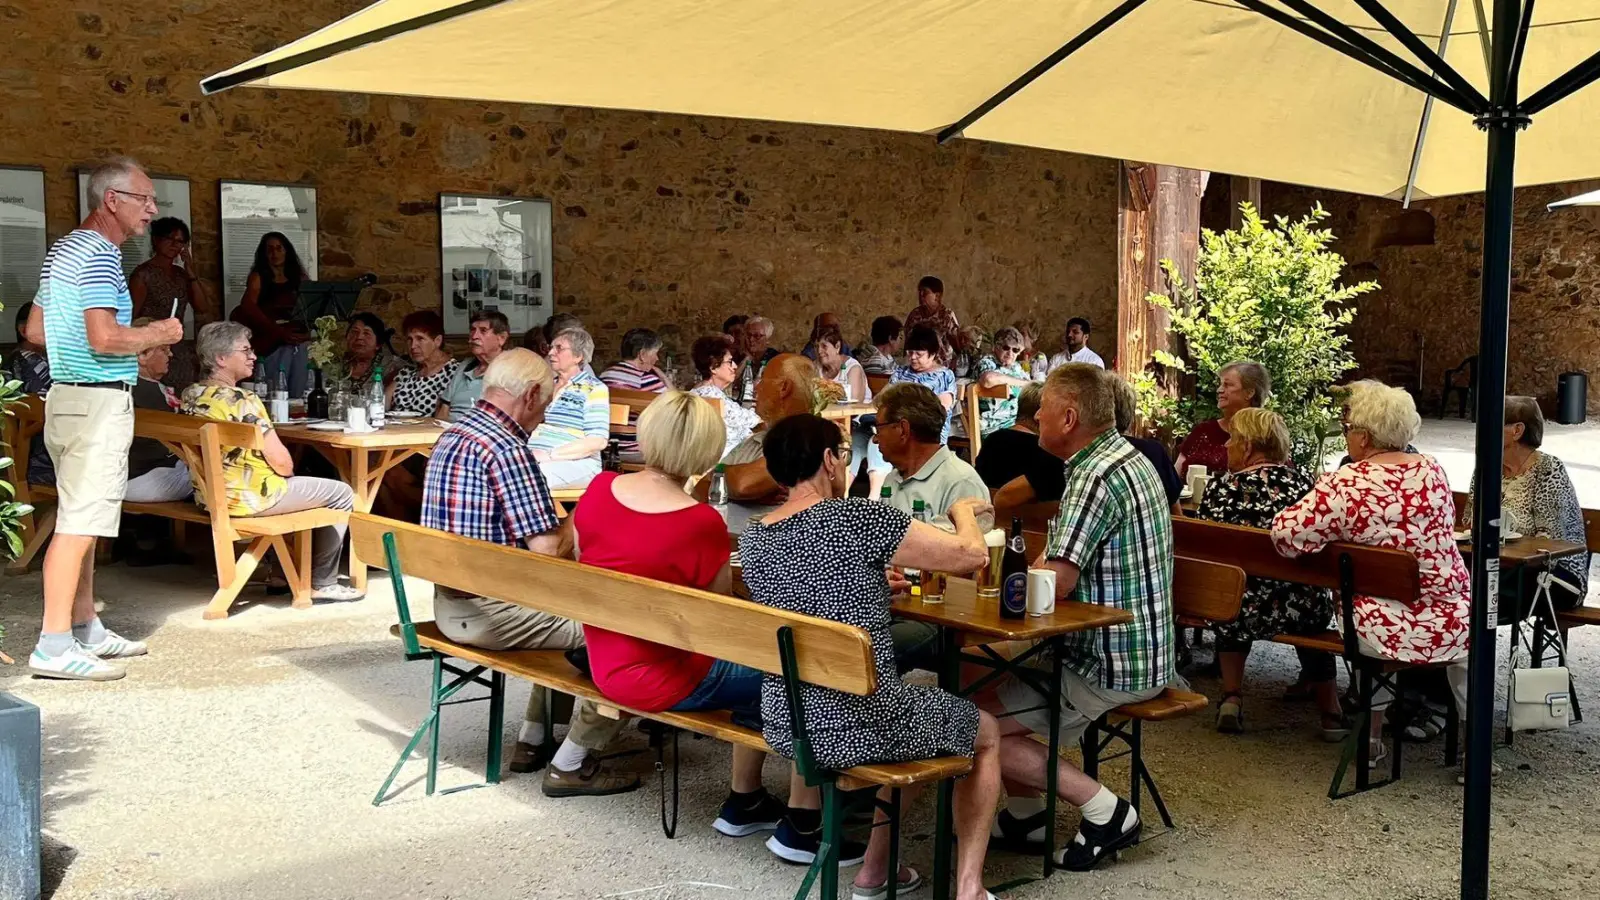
[
  {"x1": 1011, "y1": 528, "x2": 1243, "y2": 623},
  {"x1": 1173, "y1": 556, "x2": 1247, "y2": 623},
  {"x1": 608, "y1": 403, "x2": 630, "y2": 427},
  {"x1": 1586, "y1": 507, "x2": 1600, "y2": 553},
  {"x1": 866, "y1": 373, "x2": 890, "y2": 397},
  {"x1": 350, "y1": 513, "x2": 877, "y2": 695},
  {"x1": 608, "y1": 387, "x2": 660, "y2": 417},
  {"x1": 997, "y1": 501, "x2": 1060, "y2": 534},
  {"x1": 1172, "y1": 516, "x2": 1420, "y2": 601}
]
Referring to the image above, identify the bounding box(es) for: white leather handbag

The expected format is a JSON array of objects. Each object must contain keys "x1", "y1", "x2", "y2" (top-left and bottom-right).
[{"x1": 1508, "y1": 571, "x2": 1573, "y2": 733}]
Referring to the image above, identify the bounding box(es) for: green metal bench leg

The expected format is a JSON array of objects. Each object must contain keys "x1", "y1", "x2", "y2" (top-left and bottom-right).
[
  {"x1": 486, "y1": 670, "x2": 506, "y2": 785},
  {"x1": 426, "y1": 653, "x2": 443, "y2": 796},
  {"x1": 372, "y1": 706, "x2": 438, "y2": 806},
  {"x1": 886, "y1": 788, "x2": 902, "y2": 900},
  {"x1": 793, "y1": 782, "x2": 845, "y2": 900}
]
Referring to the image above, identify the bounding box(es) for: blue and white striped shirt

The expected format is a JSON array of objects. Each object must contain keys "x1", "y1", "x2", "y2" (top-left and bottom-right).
[{"x1": 35, "y1": 230, "x2": 136, "y2": 384}]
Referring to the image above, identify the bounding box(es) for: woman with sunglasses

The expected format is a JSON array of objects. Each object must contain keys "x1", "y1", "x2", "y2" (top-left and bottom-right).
[
  {"x1": 690, "y1": 333, "x2": 762, "y2": 457},
  {"x1": 973, "y1": 326, "x2": 1033, "y2": 436}
]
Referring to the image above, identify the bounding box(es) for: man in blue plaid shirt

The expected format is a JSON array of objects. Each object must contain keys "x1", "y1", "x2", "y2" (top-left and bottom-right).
[
  {"x1": 986, "y1": 364, "x2": 1176, "y2": 871},
  {"x1": 422, "y1": 348, "x2": 638, "y2": 798}
]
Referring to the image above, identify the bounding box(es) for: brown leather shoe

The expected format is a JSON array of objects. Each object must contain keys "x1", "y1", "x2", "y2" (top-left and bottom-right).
[
  {"x1": 510, "y1": 741, "x2": 554, "y2": 774},
  {"x1": 541, "y1": 756, "x2": 641, "y2": 798}
]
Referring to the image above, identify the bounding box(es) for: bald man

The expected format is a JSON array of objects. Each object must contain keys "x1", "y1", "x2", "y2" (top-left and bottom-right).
[{"x1": 715, "y1": 353, "x2": 819, "y2": 530}]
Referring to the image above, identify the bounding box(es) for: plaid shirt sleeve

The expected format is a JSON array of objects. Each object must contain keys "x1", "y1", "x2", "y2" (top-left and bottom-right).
[
  {"x1": 485, "y1": 445, "x2": 560, "y2": 543},
  {"x1": 1046, "y1": 469, "x2": 1115, "y2": 570}
]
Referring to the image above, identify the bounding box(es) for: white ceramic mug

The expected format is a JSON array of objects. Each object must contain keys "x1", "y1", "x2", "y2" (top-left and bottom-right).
[
  {"x1": 346, "y1": 405, "x2": 369, "y2": 432},
  {"x1": 1027, "y1": 568, "x2": 1057, "y2": 616}
]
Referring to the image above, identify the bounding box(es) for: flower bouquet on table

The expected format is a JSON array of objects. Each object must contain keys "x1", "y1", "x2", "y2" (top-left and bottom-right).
[
  {"x1": 813, "y1": 379, "x2": 847, "y2": 414},
  {"x1": 306, "y1": 315, "x2": 345, "y2": 383}
]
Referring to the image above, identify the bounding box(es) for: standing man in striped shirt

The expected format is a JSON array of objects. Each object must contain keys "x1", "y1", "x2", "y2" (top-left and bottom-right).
[{"x1": 23, "y1": 157, "x2": 183, "y2": 681}]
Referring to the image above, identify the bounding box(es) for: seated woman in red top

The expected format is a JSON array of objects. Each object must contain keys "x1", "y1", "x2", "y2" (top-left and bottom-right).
[
  {"x1": 572, "y1": 390, "x2": 784, "y2": 839},
  {"x1": 1176, "y1": 359, "x2": 1272, "y2": 479}
]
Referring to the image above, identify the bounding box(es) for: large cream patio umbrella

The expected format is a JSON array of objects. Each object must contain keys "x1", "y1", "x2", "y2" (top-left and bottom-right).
[{"x1": 206, "y1": 3, "x2": 1600, "y2": 898}]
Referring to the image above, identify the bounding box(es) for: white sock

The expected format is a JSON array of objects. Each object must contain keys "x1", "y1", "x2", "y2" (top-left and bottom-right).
[
  {"x1": 1006, "y1": 796, "x2": 1048, "y2": 818},
  {"x1": 1078, "y1": 786, "x2": 1121, "y2": 827},
  {"x1": 550, "y1": 738, "x2": 588, "y2": 773},
  {"x1": 518, "y1": 721, "x2": 547, "y2": 746}
]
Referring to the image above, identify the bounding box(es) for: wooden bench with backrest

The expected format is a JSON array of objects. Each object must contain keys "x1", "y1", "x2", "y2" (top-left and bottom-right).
[
  {"x1": 3, "y1": 394, "x2": 349, "y2": 618},
  {"x1": 1168, "y1": 515, "x2": 1449, "y2": 797},
  {"x1": 350, "y1": 513, "x2": 971, "y2": 899},
  {"x1": 1016, "y1": 527, "x2": 1245, "y2": 826},
  {"x1": 948, "y1": 381, "x2": 1009, "y2": 463}
]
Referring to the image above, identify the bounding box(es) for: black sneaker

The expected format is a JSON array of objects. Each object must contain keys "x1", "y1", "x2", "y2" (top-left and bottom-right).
[
  {"x1": 990, "y1": 808, "x2": 1050, "y2": 854},
  {"x1": 713, "y1": 789, "x2": 786, "y2": 837},
  {"x1": 766, "y1": 816, "x2": 867, "y2": 866},
  {"x1": 1056, "y1": 799, "x2": 1141, "y2": 871}
]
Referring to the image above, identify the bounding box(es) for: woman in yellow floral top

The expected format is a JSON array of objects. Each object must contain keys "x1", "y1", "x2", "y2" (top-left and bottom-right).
[{"x1": 185, "y1": 322, "x2": 364, "y2": 601}]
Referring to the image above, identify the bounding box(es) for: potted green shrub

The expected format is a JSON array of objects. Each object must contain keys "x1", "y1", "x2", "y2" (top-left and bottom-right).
[{"x1": 1140, "y1": 203, "x2": 1374, "y2": 468}]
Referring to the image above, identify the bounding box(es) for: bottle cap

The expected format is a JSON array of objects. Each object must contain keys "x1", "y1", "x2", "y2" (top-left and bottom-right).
[{"x1": 984, "y1": 528, "x2": 1005, "y2": 548}]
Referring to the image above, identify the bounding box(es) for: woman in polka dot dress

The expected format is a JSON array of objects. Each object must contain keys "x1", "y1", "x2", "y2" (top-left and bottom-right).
[{"x1": 739, "y1": 413, "x2": 1004, "y2": 900}]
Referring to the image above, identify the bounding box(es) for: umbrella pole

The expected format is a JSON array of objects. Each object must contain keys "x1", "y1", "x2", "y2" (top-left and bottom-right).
[{"x1": 1462, "y1": 0, "x2": 1524, "y2": 895}]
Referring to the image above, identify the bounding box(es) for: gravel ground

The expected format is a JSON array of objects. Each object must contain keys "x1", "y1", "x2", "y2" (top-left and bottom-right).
[{"x1": 3, "y1": 556, "x2": 1599, "y2": 900}]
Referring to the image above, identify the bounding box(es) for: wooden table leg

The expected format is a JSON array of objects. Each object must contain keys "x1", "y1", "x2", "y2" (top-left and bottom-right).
[{"x1": 348, "y1": 449, "x2": 372, "y2": 590}]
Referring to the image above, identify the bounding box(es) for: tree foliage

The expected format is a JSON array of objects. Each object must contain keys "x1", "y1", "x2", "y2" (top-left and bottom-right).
[{"x1": 1143, "y1": 203, "x2": 1372, "y2": 467}]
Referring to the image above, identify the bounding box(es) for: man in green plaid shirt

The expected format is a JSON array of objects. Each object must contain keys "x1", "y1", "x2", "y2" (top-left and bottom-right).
[{"x1": 988, "y1": 364, "x2": 1176, "y2": 872}]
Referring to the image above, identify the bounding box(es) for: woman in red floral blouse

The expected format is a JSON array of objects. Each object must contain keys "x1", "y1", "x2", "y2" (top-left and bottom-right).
[{"x1": 1271, "y1": 380, "x2": 1470, "y2": 764}]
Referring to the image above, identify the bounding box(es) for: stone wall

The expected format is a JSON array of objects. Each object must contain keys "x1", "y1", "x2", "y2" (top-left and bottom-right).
[
  {"x1": 0, "y1": 0, "x2": 1119, "y2": 366},
  {"x1": 1261, "y1": 182, "x2": 1600, "y2": 416}
]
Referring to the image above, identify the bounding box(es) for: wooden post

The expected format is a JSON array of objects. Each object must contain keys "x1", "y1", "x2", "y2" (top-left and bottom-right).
[
  {"x1": 1116, "y1": 163, "x2": 1204, "y2": 400},
  {"x1": 1229, "y1": 175, "x2": 1262, "y2": 229}
]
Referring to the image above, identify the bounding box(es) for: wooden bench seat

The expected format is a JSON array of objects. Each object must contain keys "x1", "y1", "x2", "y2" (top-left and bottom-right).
[
  {"x1": 4, "y1": 397, "x2": 349, "y2": 618},
  {"x1": 354, "y1": 513, "x2": 973, "y2": 897},
  {"x1": 401, "y1": 621, "x2": 971, "y2": 790},
  {"x1": 1114, "y1": 687, "x2": 1210, "y2": 722}
]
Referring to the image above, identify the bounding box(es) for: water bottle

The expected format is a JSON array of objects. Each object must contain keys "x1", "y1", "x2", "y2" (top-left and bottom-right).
[
  {"x1": 708, "y1": 464, "x2": 728, "y2": 507},
  {"x1": 905, "y1": 500, "x2": 927, "y2": 598},
  {"x1": 269, "y1": 367, "x2": 290, "y2": 423},
  {"x1": 248, "y1": 362, "x2": 266, "y2": 396},
  {"x1": 878, "y1": 485, "x2": 892, "y2": 503},
  {"x1": 368, "y1": 365, "x2": 386, "y2": 429}
]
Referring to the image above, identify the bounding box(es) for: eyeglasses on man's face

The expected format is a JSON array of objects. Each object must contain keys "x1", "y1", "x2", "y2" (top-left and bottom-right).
[{"x1": 112, "y1": 188, "x2": 158, "y2": 209}]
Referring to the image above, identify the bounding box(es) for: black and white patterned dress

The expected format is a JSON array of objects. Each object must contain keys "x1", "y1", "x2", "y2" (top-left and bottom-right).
[
  {"x1": 1196, "y1": 464, "x2": 1333, "y2": 645},
  {"x1": 739, "y1": 498, "x2": 980, "y2": 769},
  {"x1": 389, "y1": 358, "x2": 461, "y2": 414}
]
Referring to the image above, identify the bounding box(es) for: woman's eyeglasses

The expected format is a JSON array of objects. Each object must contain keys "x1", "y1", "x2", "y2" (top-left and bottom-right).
[{"x1": 833, "y1": 445, "x2": 853, "y2": 466}]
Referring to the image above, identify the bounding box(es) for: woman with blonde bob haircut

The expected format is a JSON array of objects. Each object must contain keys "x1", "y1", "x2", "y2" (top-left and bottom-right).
[
  {"x1": 570, "y1": 390, "x2": 787, "y2": 837},
  {"x1": 637, "y1": 390, "x2": 725, "y2": 480},
  {"x1": 1272, "y1": 380, "x2": 1471, "y2": 767},
  {"x1": 1197, "y1": 407, "x2": 1340, "y2": 738}
]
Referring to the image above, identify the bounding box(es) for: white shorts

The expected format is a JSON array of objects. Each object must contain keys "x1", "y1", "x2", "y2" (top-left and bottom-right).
[{"x1": 45, "y1": 384, "x2": 134, "y2": 537}]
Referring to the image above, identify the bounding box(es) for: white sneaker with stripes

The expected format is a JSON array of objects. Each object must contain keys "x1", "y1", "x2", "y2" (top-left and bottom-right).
[
  {"x1": 29, "y1": 644, "x2": 125, "y2": 681},
  {"x1": 82, "y1": 629, "x2": 148, "y2": 659}
]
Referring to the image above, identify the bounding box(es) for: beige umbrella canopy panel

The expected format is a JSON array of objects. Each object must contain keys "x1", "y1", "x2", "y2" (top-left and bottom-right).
[{"x1": 202, "y1": 0, "x2": 1600, "y2": 199}]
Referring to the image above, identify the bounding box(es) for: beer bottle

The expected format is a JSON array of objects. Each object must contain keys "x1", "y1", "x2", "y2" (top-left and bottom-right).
[
  {"x1": 1000, "y1": 517, "x2": 1028, "y2": 619},
  {"x1": 905, "y1": 500, "x2": 926, "y2": 598}
]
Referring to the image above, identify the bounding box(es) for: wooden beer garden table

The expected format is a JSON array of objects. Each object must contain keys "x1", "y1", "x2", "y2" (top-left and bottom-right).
[
  {"x1": 891, "y1": 577, "x2": 1131, "y2": 897},
  {"x1": 276, "y1": 419, "x2": 446, "y2": 589}
]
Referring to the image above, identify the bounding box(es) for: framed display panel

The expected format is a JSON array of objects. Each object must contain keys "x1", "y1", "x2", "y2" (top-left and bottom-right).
[
  {"x1": 439, "y1": 193, "x2": 552, "y2": 336},
  {"x1": 219, "y1": 181, "x2": 318, "y2": 317},
  {"x1": 0, "y1": 166, "x2": 46, "y2": 344},
  {"x1": 77, "y1": 171, "x2": 195, "y2": 332}
]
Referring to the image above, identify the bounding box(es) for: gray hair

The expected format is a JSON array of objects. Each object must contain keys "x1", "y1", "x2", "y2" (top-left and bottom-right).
[
  {"x1": 874, "y1": 382, "x2": 947, "y2": 444},
  {"x1": 86, "y1": 157, "x2": 145, "y2": 212},
  {"x1": 1504, "y1": 395, "x2": 1545, "y2": 449},
  {"x1": 483, "y1": 347, "x2": 554, "y2": 401},
  {"x1": 554, "y1": 327, "x2": 595, "y2": 365},
  {"x1": 993, "y1": 326, "x2": 1024, "y2": 351},
  {"x1": 1044, "y1": 363, "x2": 1115, "y2": 430},
  {"x1": 1344, "y1": 379, "x2": 1421, "y2": 451},
  {"x1": 196, "y1": 321, "x2": 250, "y2": 375},
  {"x1": 745, "y1": 316, "x2": 775, "y2": 338},
  {"x1": 1107, "y1": 371, "x2": 1138, "y2": 433},
  {"x1": 1220, "y1": 359, "x2": 1273, "y2": 407},
  {"x1": 1017, "y1": 382, "x2": 1043, "y2": 424}
]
